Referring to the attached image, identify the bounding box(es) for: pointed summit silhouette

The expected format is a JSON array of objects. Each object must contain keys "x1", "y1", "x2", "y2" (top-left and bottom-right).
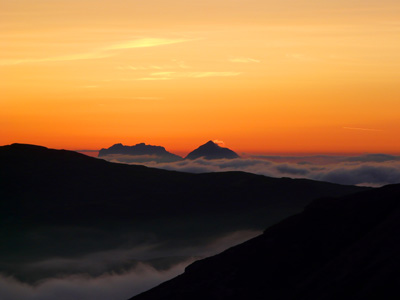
[{"x1": 185, "y1": 140, "x2": 239, "y2": 160}]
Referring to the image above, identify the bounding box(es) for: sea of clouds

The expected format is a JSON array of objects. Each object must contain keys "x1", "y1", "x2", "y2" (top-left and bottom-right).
[
  {"x1": 102, "y1": 153, "x2": 400, "y2": 187},
  {"x1": 0, "y1": 262, "x2": 189, "y2": 300},
  {"x1": 0, "y1": 230, "x2": 260, "y2": 300}
]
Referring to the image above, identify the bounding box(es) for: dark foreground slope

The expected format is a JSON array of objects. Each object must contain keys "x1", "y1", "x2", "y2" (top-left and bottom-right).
[
  {"x1": 0, "y1": 144, "x2": 364, "y2": 282},
  {"x1": 131, "y1": 183, "x2": 400, "y2": 300}
]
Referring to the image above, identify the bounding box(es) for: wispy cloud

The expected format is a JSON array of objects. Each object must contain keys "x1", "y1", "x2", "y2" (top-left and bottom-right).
[
  {"x1": 81, "y1": 85, "x2": 99, "y2": 88},
  {"x1": 116, "y1": 66, "x2": 149, "y2": 71},
  {"x1": 171, "y1": 59, "x2": 190, "y2": 69},
  {"x1": 137, "y1": 77, "x2": 172, "y2": 81},
  {"x1": 130, "y1": 97, "x2": 163, "y2": 100},
  {"x1": 94, "y1": 96, "x2": 163, "y2": 100},
  {"x1": 117, "y1": 60, "x2": 190, "y2": 71},
  {"x1": 106, "y1": 38, "x2": 195, "y2": 50},
  {"x1": 229, "y1": 57, "x2": 260, "y2": 63},
  {"x1": 213, "y1": 140, "x2": 225, "y2": 146},
  {"x1": 0, "y1": 52, "x2": 112, "y2": 66},
  {"x1": 0, "y1": 38, "x2": 195, "y2": 66},
  {"x1": 150, "y1": 72, "x2": 241, "y2": 78},
  {"x1": 343, "y1": 127, "x2": 383, "y2": 132},
  {"x1": 117, "y1": 65, "x2": 166, "y2": 71},
  {"x1": 137, "y1": 71, "x2": 241, "y2": 81},
  {"x1": 186, "y1": 72, "x2": 241, "y2": 78},
  {"x1": 150, "y1": 72, "x2": 176, "y2": 76}
]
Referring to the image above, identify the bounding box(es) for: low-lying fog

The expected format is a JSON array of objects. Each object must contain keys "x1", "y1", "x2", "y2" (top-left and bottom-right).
[
  {"x1": 0, "y1": 230, "x2": 260, "y2": 300},
  {"x1": 101, "y1": 153, "x2": 400, "y2": 187}
]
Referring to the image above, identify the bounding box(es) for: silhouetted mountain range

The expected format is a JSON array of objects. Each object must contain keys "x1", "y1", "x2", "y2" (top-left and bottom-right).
[
  {"x1": 98, "y1": 143, "x2": 182, "y2": 163},
  {"x1": 185, "y1": 140, "x2": 239, "y2": 160},
  {"x1": 98, "y1": 140, "x2": 239, "y2": 163},
  {"x1": 0, "y1": 143, "x2": 365, "y2": 284},
  {"x1": 131, "y1": 183, "x2": 400, "y2": 300}
]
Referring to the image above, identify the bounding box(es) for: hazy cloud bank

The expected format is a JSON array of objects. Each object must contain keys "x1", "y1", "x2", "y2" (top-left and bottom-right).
[
  {"x1": 0, "y1": 261, "x2": 190, "y2": 300},
  {"x1": 21, "y1": 230, "x2": 260, "y2": 278},
  {"x1": 102, "y1": 154, "x2": 400, "y2": 187},
  {"x1": 2, "y1": 230, "x2": 260, "y2": 300}
]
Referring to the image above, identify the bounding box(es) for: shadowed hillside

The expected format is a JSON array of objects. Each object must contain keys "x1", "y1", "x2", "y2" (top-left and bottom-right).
[{"x1": 131, "y1": 184, "x2": 400, "y2": 300}]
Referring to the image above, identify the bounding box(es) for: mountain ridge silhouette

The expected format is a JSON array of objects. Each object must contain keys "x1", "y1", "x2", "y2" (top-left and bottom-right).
[
  {"x1": 98, "y1": 142, "x2": 183, "y2": 163},
  {"x1": 130, "y1": 183, "x2": 400, "y2": 300},
  {"x1": 185, "y1": 140, "x2": 239, "y2": 160},
  {"x1": 98, "y1": 140, "x2": 240, "y2": 162}
]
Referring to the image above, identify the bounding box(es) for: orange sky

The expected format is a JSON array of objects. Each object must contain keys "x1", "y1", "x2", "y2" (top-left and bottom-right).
[{"x1": 1, "y1": 0, "x2": 400, "y2": 154}]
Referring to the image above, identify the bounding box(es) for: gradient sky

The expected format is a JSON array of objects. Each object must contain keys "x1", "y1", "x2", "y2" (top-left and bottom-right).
[{"x1": 1, "y1": 0, "x2": 400, "y2": 154}]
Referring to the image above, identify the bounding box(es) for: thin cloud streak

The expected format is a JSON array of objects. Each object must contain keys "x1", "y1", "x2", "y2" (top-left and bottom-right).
[
  {"x1": 0, "y1": 52, "x2": 112, "y2": 66},
  {"x1": 116, "y1": 60, "x2": 190, "y2": 71},
  {"x1": 213, "y1": 140, "x2": 225, "y2": 146},
  {"x1": 130, "y1": 97, "x2": 163, "y2": 100},
  {"x1": 229, "y1": 57, "x2": 260, "y2": 63},
  {"x1": 151, "y1": 72, "x2": 176, "y2": 76},
  {"x1": 187, "y1": 72, "x2": 241, "y2": 78},
  {"x1": 0, "y1": 38, "x2": 195, "y2": 65},
  {"x1": 137, "y1": 72, "x2": 241, "y2": 80},
  {"x1": 106, "y1": 38, "x2": 195, "y2": 50},
  {"x1": 117, "y1": 65, "x2": 164, "y2": 71},
  {"x1": 137, "y1": 77, "x2": 172, "y2": 81},
  {"x1": 343, "y1": 127, "x2": 383, "y2": 132}
]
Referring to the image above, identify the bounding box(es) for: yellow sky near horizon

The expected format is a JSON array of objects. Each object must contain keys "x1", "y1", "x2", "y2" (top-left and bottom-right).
[{"x1": 1, "y1": 0, "x2": 400, "y2": 154}]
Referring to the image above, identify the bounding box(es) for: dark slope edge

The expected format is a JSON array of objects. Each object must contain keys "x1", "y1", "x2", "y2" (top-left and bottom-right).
[
  {"x1": 0, "y1": 143, "x2": 365, "y2": 282},
  {"x1": 131, "y1": 183, "x2": 400, "y2": 300}
]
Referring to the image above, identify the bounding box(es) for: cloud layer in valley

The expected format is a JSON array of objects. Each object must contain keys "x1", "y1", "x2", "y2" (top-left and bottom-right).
[
  {"x1": 102, "y1": 154, "x2": 400, "y2": 187},
  {"x1": 0, "y1": 262, "x2": 189, "y2": 300},
  {"x1": 1, "y1": 230, "x2": 260, "y2": 300}
]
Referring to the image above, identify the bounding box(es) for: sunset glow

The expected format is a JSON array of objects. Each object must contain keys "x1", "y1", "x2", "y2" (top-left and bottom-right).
[{"x1": 2, "y1": 0, "x2": 400, "y2": 154}]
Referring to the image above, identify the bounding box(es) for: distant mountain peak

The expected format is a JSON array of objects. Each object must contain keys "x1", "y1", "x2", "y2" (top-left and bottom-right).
[
  {"x1": 204, "y1": 140, "x2": 220, "y2": 148},
  {"x1": 185, "y1": 140, "x2": 239, "y2": 160},
  {"x1": 108, "y1": 143, "x2": 123, "y2": 149},
  {"x1": 98, "y1": 143, "x2": 182, "y2": 163}
]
